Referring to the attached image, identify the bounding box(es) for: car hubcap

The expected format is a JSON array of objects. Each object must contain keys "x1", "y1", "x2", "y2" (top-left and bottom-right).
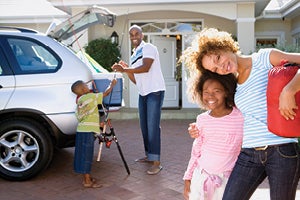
[{"x1": 0, "y1": 130, "x2": 39, "y2": 172}]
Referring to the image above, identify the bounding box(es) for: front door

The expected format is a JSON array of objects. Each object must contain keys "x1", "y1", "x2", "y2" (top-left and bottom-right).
[{"x1": 151, "y1": 36, "x2": 179, "y2": 108}]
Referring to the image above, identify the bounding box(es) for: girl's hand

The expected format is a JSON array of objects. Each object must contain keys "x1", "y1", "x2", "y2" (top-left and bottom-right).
[
  {"x1": 183, "y1": 180, "x2": 191, "y2": 200},
  {"x1": 188, "y1": 123, "x2": 199, "y2": 138}
]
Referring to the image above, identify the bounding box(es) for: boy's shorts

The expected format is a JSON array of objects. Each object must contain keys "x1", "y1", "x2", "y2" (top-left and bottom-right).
[{"x1": 74, "y1": 131, "x2": 95, "y2": 174}]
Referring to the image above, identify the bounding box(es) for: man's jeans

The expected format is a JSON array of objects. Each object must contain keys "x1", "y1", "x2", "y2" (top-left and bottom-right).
[
  {"x1": 223, "y1": 143, "x2": 300, "y2": 200},
  {"x1": 138, "y1": 91, "x2": 164, "y2": 162}
]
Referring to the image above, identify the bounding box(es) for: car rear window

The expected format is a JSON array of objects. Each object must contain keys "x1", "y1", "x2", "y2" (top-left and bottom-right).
[{"x1": 8, "y1": 38, "x2": 61, "y2": 74}]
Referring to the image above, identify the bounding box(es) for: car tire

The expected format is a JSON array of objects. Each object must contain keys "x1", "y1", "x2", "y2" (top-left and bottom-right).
[{"x1": 0, "y1": 118, "x2": 54, "y2": 181}]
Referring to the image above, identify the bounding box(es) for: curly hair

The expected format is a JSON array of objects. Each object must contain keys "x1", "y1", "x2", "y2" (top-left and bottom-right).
[
  {"x1": 180, "y1": 28, "x2": 239, "y2": 107},
  {"x1": 187, "y1": 70, "x2": 237, "y2": 109},
  {"x1": 180, "y1": 28, "x2": 240, "y2": 74}
]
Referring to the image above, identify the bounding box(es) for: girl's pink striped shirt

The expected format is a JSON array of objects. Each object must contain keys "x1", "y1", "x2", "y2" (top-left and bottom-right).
[{"x1": 183, "y1": 107, "x2": 244, "y2": 180}]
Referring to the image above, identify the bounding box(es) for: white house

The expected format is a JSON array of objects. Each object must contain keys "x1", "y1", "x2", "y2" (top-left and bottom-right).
[{"x1": 1, "y1": 0, "x2": 300, "y2": 109}]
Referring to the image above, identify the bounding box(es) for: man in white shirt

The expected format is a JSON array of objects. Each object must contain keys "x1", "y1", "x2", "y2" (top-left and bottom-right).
[{"x1": 112, "y1": 24, "x2": 165, "y2": 175}]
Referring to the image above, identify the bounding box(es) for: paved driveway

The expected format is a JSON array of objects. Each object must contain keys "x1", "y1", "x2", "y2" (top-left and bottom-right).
[{"x1": 0, "y1": 119, "x2": 299, "y2": 200}]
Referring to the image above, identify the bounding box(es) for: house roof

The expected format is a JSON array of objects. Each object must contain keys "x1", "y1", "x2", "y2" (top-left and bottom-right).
[
  {"x1": 49, "y1": 0, "x2": 299, "y2": 19},
  {"x1": 0, "y1": 0, "x2": 69, "y2": 23},
  {"x1": 0, "y1": 0, "x2": 299, "y2": 24},
  {"x1": 49, "y1": 0, "x2": 270, "y2": 18},
  {"x1": 266, "y1": 0, "x2": 293, "y2": 10},
  {"x1": 264, "y1": 0, "x2": 300, "y2": 19}
]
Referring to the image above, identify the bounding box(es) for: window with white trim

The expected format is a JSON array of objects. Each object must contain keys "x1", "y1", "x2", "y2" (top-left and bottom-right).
[{"x1": 256, "y1": 38, "x2": 277, "y2": 47}]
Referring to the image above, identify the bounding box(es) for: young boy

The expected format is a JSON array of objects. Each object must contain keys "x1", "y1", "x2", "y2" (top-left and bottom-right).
[{"x1": 71, "y1": 78, "x2": 117, "y2": 188}]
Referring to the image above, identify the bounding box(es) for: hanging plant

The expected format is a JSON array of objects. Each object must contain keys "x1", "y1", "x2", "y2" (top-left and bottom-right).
[{"x1": 85, "y1": 38, "x2": 121, "y2": 72}]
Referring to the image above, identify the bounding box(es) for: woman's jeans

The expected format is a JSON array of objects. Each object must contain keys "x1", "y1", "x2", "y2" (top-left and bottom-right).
[
  {"x1": 222, "y1": 142, "x2": 300, "y2": 200},
  {"x1": 138, "y1": 91, "x2": 164, "y2": 162}
]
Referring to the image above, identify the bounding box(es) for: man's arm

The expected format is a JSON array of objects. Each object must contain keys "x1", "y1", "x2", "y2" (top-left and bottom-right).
[
  {"x1": 126, "y1": 71, "x2": 136, "y2": 84},
  {"x1": 125, "y1": 58, "x2": 153, "y2": 74},
  {"x1": 111, "y1": 58, "x2": 154, "y2": 84}
]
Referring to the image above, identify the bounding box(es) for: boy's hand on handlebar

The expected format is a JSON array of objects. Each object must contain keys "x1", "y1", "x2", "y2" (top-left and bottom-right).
[{"x1": 111, "y1": 78, "x2": 117, "y2": 86}]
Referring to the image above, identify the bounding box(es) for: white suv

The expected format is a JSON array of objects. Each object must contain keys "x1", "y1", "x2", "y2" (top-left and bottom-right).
[{"x1": 0, "y1": 6, "x2": 118, "y2": 181}]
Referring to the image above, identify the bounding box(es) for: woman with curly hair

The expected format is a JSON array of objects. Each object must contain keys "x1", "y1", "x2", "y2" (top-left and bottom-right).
[{"x1": 182, "y1": 28, "x2": 300, "y2": 200}]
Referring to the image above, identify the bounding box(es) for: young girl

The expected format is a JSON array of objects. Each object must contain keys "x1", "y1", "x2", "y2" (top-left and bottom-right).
[
  {"x1": 183, "y1": 71, "x2": 243, "y2": 200},
  {"x1": 71, "y1": 79, "x2": 116, "y2": 188}
]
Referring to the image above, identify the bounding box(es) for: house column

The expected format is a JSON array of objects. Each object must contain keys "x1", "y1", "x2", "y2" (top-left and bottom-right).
[{"x1": 236, "y1": 3, "x2": 256, "y2": 54}]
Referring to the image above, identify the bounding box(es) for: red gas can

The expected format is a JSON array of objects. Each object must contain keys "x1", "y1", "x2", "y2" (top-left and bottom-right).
[{"x1": 267, "y1": 62, "x2": 300, "y2": 137}]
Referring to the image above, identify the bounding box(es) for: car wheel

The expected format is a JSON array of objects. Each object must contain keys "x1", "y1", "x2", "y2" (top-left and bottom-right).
[{"x1": 0, "y1": 118, "x2": 53, "y2": 181}]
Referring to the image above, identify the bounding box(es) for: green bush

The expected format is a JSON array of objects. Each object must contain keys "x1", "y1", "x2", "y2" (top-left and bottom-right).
[
  {"x1": 85, "y1": 38, "x2": 121, "y2": 72},
  {"x1": 256, "y1": 44, "x2": 300, "y2": 53}
]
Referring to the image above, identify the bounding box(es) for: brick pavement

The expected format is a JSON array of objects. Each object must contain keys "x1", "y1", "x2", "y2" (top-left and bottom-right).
[{"x1": 0, "y1": 119, "x2": 299, "y2": 200}]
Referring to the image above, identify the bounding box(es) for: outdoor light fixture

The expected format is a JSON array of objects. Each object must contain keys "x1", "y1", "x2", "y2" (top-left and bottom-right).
[{"x1": 110, "y1": 31, "x2": 119, "y2": 45}]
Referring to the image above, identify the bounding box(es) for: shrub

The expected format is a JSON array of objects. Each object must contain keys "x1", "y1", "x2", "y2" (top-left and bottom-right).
[
  {"x1": 256, "y1": 44, "x2": 300, "y2": 53},
  {"x1": 85, "y1": 38, "x2": 121, "y2": 72}
]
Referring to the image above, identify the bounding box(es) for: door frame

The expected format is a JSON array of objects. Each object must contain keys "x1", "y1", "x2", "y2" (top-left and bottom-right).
[{"x1": 151, "y1": 35, "x2": 179, "y2": 108}]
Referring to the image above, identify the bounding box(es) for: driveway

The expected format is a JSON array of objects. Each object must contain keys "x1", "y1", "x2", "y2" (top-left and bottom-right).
[{"x1": 0, "y1": 119, "x2": 299, "y2": 200}]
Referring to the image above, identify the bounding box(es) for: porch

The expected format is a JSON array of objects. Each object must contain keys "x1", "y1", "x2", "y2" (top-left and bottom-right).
[{"x1": 109, "y1": 108, "x2": 202, "y2": 120}]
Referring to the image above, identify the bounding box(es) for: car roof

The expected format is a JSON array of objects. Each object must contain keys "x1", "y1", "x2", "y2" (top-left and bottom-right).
[{"x1": 0, "y1": 27, "x2": 38, "y2": 34}]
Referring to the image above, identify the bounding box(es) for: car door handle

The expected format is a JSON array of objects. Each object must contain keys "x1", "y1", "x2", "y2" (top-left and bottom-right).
[{"x1": 0, "y1": 85, "x2": 3, "y2": 89}]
